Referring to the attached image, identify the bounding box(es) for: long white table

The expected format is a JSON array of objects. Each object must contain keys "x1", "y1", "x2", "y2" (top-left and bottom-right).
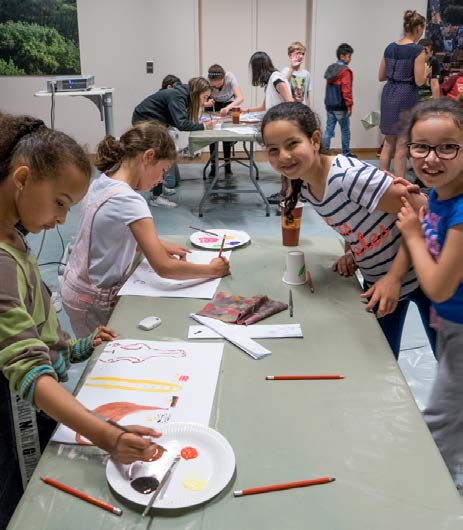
[{"x1": 8, "y1": 237, "x2": 463, "y2": 530}]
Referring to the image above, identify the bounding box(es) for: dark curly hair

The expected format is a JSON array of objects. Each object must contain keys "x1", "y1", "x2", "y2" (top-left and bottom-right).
[
  {"x1": 262, "y1": 102, "x2": 327, "y2": 219},
  {"x1": 0, "y1": 113, "x2": 91, "y2": 184}
]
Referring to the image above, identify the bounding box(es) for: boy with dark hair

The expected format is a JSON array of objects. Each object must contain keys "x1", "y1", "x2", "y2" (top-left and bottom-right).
[
  {"x1": 418, "y1": 39, "x2": 440, "y2": 101},
  {"x1": 161, "y1": 74, "x2": 181, "y2": 90},
  {"x1": 322, "y1": 43, "x2": 354, "y2": 157}
]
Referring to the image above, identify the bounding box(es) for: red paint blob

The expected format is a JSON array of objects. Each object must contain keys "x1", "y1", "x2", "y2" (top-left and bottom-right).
[{"x1": 181, "y1": 446, "x2": 198, "y2": 460}]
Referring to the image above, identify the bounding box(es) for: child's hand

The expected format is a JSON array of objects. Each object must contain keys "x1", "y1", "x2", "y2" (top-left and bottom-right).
[
  {"x1": 332, "y1": 252, "x2": 358, "y2": 276},
  {"x1": 93, "y1": 326, "x2": 117, "y2": 347},
  {"x1": 396, "y1": 198, "x2": 425, "y2": 241},
  {"x1": 210, "y1": 257, "x2": 230, "y2": 277},
  {"x1": 205, "y1": 120, "x2": 218, "y2": 130},
  {"x1": 110, "y1": 425, "x2": 162, "y2": 464},
  {"x1": 219, "y1": 107, "x2": 229, "y2": 117},
  {"x1": 360, "y1": 274, "x2": 401, "y2": 318},
  {"x1": 203, "y1": 98, "x2": 214, "y2": 108},
  {"x1": 163, "y1": 242, "x2": 190, "y2": 261}
]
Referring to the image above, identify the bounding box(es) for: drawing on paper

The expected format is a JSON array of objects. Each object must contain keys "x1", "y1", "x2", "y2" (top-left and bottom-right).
[{"x1": 51, "y1": 339, "x2": 224, "y2": 445}]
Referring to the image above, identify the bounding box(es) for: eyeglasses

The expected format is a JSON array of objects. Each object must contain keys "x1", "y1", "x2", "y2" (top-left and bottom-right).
[{"x1": 407, "y1": 143, "x2": 463, "y2": 160}]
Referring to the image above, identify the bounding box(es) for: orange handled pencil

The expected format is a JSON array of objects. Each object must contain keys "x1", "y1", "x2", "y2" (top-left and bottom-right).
[
  {"x1": 266, "y1": 375, "x2": 344, "y2": 380},
  {"x1": 41, "y1": 477, "x2": 123, "y2": 516},
  {"x1": 218, "y1": 235, "x2": 226, "y2": 258},
  {"x1": 307, "y1": 270, "x2": 315, "y2": 293},
  {"x1": 234, "y1": 477, "x2": 335, "y2": 497}
]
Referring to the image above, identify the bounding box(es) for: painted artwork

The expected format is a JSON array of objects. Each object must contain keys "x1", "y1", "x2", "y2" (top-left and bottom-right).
[
  {"x1": 0, "y1": 0, "x2": 81, "y2": 76},
  {"x1": 190, "y1": 229, "x2": 250, "y2": 250},
  {"x1": 426, "y1": 0, "x2": 463, "y2": 79},
  {"x1": 118, "y1": 250, "x2": 231, "y2": 299},
  {"x1": 52, "y1": 340, "x2": 224, "y2": 444}
]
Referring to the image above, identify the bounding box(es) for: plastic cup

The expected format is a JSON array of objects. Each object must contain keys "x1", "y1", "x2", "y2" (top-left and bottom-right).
[
  {"x1": 281, "y1": 201, "x2": 303, "y2": 246},
  {"x1": 213, "y1": 121, "x2": 222, "y2": 130},
  {"x1": 232, "y1": 107, "x2": 241, "y2": 124},
  {"x1": 282, "y1": 250, "x2": 306, "y2": 285}
]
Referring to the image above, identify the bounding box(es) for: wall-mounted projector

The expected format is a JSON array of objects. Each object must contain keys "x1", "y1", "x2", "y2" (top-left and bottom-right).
[{"x1": 46, "y1": 75, "x2": 95, "y2": 92}]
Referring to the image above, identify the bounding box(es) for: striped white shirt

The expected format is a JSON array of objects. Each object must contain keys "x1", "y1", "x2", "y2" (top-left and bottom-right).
[{"x1": 300, "y1": 155, "x2": 418, "y2": 298}]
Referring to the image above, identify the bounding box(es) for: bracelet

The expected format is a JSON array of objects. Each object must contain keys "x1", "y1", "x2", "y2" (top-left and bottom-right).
[{"x1": 113, "y1": 430, "x2": 129, "y2": 451}]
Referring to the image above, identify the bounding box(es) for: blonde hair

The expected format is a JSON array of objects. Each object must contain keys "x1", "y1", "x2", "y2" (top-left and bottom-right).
[
  {"x1": 187, "y1": 77, "x2": 211, "y2": 122},
  {"x1": 288, "y1": 41, "x2": 306, "y2": 55},
  {"x1": 403, "y1": 10, "x2": 425, "y2": 34},
  {"x1": 95, "y1": 120, "x2": 176, "y2": 174}
]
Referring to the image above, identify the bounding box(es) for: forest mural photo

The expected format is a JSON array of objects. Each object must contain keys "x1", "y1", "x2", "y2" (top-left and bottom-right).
[{"x1": 0, "y1": 0, "x2": 81, "y2": 76}]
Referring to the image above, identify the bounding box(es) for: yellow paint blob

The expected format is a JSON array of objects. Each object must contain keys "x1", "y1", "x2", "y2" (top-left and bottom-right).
[{"x1": 182, "y1": 479, "x2": 208, "y2": 491}]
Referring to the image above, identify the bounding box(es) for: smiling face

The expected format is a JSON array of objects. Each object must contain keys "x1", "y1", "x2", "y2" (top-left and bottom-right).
[
  {"x1": 410, "y1": 116, "x2": 463, "y2": 199},
  {"x1": 15, "y1": 163, "x2": 89, "y2": 233},
  {"x1": 264, "y1": 119, "x2": 320, "y2": 182}
]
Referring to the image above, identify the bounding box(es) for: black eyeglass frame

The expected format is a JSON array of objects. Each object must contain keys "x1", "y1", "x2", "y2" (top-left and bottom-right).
[{"x1": 407, "y1": 142, "x2": 463, "y2": 160}]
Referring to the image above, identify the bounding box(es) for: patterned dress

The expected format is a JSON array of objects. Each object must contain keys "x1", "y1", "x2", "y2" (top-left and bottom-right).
[{"x1": 380, "y1": 42, "x2": 423, "y2": 135}]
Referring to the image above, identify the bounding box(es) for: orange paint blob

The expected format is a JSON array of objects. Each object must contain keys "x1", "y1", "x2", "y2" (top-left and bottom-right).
[{"x1": 181, "y1": 446, "x2": 198, "y2": 460}]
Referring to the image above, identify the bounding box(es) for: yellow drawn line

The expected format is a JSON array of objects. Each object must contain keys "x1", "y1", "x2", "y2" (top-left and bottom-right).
[{"x1": 85, "y1": 376, "x2": 181, "y2": 393}]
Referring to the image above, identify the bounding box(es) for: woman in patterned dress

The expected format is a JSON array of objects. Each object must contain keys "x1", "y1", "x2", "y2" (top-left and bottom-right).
[{"x1": 378, "y1": 10, "x2": 427, "y2": 178}]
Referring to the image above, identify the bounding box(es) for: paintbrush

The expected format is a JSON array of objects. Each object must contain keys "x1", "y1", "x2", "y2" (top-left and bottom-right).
[
  {"x1": 142, "y1": 455, "x2": 181, "y2": 516},
  {"x1": 218, "y1": 235, "x2": 226, "y2": 258},
  {"x1": 189, "y1": 225, "x2": 220, "y2": 237}
]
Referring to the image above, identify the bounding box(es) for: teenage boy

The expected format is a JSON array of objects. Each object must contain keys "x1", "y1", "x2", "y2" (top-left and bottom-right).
[
  {"x1": 267, "y1": 41, "x2": 312, "y2": 205},
  {"x1": 418, "y1": 39, "x2": 440, "y2": 101},
  {"x1": 322, "y1": 43, "x2": 354, "y2": 157}
]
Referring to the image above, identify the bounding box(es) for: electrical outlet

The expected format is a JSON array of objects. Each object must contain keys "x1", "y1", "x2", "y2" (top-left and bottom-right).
[{"x1": 146, "y1": 61, "x2": 154, "y2": 74}]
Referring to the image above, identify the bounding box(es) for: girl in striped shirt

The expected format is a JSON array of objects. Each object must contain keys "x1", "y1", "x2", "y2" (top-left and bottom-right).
[{"x1": 261, "y1": 102, "x2": 436, "y2": 359}]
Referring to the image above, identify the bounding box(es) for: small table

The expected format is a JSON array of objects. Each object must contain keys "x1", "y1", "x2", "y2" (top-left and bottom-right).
[
  {"x1": 34, "y1": 87, "x2": 115, "y2": 135},
  {"x1": 189, "y1": 126, "x2": 270, "y2": 217}
]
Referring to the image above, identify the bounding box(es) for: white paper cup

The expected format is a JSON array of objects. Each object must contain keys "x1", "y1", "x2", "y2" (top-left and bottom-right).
[
  {"x1": 213, "y1": 121, "x2": 222, "y2": 130},
  {"x1": 282, "y1": 250, "x2": 306, "y2": 285}
]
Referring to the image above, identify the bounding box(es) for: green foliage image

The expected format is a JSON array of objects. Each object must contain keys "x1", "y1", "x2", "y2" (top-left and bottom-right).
[{"x1": 0, "y1": 20, "x2": 80, "y2": 75}]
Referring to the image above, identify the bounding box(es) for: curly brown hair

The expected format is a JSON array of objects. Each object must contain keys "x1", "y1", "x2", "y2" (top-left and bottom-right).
[{"x1": 95, "y1": 120, "x2": 177, "y2": 174}]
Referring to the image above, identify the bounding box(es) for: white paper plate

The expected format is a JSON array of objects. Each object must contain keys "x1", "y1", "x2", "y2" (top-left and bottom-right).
[
  {"x1": 106, "y1": 422, "x2": 235, "y2": 509},
  {"x1": 190, "y1": 229, "x2": 250, "y2": 250}
]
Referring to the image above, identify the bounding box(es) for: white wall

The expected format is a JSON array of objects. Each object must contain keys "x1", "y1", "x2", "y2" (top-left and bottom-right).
[
  {"x1": 0, "y1": 0, "x2": 426, "y2": 150},
  {"x1": 310, "y1": 0, "x2": 427, "y2": 149}
]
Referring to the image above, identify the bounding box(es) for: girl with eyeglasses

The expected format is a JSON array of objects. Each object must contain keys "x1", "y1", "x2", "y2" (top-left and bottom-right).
[{"x1": 396, "y1": 98, "x2": 463, "y2": 492}]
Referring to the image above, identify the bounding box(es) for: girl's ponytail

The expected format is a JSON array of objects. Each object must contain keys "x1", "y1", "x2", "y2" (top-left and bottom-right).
[{"x1": 95, "y1": 135, "x2": 125, "y2": 173}]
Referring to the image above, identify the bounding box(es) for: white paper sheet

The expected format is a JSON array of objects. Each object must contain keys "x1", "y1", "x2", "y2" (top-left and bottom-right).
[
  {"x1": 118, "y1": 250, "x2": 231, "y2": 299},
  {"x1": 221, "y1": 126, "x2": 257, "y2": 135},
  {"x1": 52, "y1": 340, "x2": 224, "y2": 444},
  {"x1": 188, "y1": 324, "x2": 303, "y2": 339},
  {"x1": 190, "y1": 314, "x2": 271, "y2": 360}
]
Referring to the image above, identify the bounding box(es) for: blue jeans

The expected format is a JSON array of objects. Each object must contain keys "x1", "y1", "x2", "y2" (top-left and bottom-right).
[
  {"x1": 368, "y1": 285, "x2": 437, "y2": 360},
  {"x1": 323, "y1": 110, "x2": 351, "y2": 155},
  {"x1": 149, "y1": 163, "x2": 180, "y2": 197}
]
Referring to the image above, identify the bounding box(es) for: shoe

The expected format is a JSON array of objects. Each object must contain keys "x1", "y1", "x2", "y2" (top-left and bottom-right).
[
  {"x1": 346, "y1": 153, "x2": 358, "y2": 158},
  {"x1": 225, "y1": 169, "x2": 233, "y2": 177},
  {"x1": 148, "y1": 195, "x2": 178, "y2": 208},
  {"x1": 51, "y1": 291, "x2": 62, "y2": 313},
  {"x1": 208, "y1": 168, "x2": 216, "y2": 178},
  {"x1": 266, "y1": 192, "x2": 285, "y2": 204},
  {"x1": 163, "y1": 185, "x2": 176, "y2": 196}
]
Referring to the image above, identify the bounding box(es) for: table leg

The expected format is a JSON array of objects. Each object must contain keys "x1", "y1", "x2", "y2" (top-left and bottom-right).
[
  {"x1": 198, "y1": 141, "x2": 220, "y2": 217},
  {"x1": 248, "y1": 142, "x2": 270, "y2": 217},
  {"x1": 102, "y1": 92, "x2": 114, "y2": 136}
]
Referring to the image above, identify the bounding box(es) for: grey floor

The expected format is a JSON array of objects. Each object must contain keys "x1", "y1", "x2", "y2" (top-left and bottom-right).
[{"x1": 27, "y1": 159, "x2": 436, "y2": 409}]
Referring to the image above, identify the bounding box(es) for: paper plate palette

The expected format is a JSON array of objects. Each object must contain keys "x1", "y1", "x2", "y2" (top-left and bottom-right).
[
  {"x1": 190, "y1": 229, "x2": 250, "y2": 250},
  {"x1": 106, "y1": 422, "x2": 235, "y2": 509}
]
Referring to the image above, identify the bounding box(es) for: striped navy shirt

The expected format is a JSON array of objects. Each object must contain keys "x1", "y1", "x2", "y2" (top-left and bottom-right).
[{"x1": 300, "y1": 155, "x2": 418, "y2": 298}]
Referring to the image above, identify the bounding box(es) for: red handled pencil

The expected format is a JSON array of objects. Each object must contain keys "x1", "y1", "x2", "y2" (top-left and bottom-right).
[
  {"x1": 234, "y1": 477, "x2": 335, "y2": 497},
  {"x1": 218, "y1": 235, "x2": 226, "y2": 258},
  {"x1": 266, "y1": 375, "x2": 344, "y2": 380},
  {"x1": 307, "y1": 270, "x2": 315, "y2": 293},
  {"x1": 41, "y1": 477, "x2": 123, "y2": 516}
]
